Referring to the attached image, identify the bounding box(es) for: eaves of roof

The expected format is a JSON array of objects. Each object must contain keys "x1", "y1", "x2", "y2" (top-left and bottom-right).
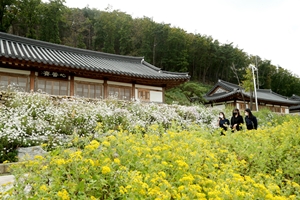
[
  {"x1": 241, "y1": 90, "x2": 300, "y2": 105},
  {"x1": 0, "y1": 32, "x2": 190, "y2": 81},
  {"x1": 204, "y1": 79, "x2": 300, "y2": 106},
  {"x1": 290, "y1": 94, "x2": 300, "y2": 101},
  {"x1": 290, "y1": 105, "x2": 300, "y2": 110},
  {"x1": 205, "y1": 79, "x2": 240, "y2": 95},
  {"x1": 204, "y1": 90, "x2": 238, "y2": 101}
]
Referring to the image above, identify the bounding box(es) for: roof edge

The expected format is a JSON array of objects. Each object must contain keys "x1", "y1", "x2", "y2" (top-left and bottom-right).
[{"x1": 0, "y1": 32, "x2": 143, "y2": 62}]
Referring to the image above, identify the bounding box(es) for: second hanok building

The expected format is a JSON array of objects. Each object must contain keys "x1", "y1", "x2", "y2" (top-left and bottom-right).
[{"x1": 204, "y1": 79, "x2": 300, "y2": 113}]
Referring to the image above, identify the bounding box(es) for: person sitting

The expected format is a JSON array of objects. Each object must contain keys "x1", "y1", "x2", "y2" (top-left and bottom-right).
[
  {"x1": 230, "y1": 108, "x2": 244, "y2": 132},
  {"x1": 244, "y1": 108, "x2": 258, "y2": 130},
  {"x1": 218, "y1": 112, "x2": 230, "y2": 135}
]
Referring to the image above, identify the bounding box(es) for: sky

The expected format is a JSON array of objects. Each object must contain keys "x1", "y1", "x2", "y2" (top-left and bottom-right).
[{"x1": 63, "y1": 0, "x2": 300, "y2": 77}]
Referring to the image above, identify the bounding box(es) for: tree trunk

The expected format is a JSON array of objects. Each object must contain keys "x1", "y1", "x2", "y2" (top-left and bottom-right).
[
  {"x1": 153, "y1": 36, "x2": 156, "y2": 65},
  {"x1": 249, "y1": 88, "x2": 253, "y2": 110}
]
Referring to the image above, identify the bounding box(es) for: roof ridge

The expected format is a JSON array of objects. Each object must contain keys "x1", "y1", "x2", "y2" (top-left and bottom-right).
[
  {"x1": 291, "y1": 94, "x2": 300, "y2": 99},
  {"x1": 162, "y1": 70, "x2": 190, "y2": 76},
  {"x1": 0, "y1": 32, "x2": 143, "y2": 62},
  {"x1": 218, "y1": 79, "x2": 240, "y2": 88},
  {"x1": 218, "y1": 79, "x2": 241, "y2": 91},
  {"x1": 141, "y1": 60, "x2": 161, "y2": 71}
]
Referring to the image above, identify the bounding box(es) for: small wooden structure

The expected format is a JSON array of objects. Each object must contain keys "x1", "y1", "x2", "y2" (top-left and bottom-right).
[
  {"x1": 0, "y1": 32, "x2": 189, "y2": 103},
  {"x1": 204, "y1": 79, "x2": 300, "y2": 113}
]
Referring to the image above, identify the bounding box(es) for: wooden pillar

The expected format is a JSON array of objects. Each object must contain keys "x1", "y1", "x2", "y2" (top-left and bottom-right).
[
  {"x1": 132, "y1": 83, "x2": 135, "y2": 101},
  {"x1": 70, "y1": 75, "x2": 74, "y2": 96},
  {"x1": 30, "y1": 71, "x2": 35, "y2": 92},
  {"x1": 103, "y1": 79, "x2": 108, "y2": 99}
]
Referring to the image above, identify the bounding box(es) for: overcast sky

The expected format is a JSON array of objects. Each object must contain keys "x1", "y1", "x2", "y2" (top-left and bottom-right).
[{"x1": 64, "y1": 0, "x2": 300, "y2": 77}]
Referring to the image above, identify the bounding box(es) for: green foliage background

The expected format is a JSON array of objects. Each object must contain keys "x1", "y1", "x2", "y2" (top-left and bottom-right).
[{"x1": 0, "y1": 0, "x2": 299, "y2": 97}]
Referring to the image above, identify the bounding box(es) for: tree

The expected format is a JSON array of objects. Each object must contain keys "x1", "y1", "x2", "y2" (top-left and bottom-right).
[
  {"x1": 165, "y1": 81, "x2": 210, "y2": 105},
  {"x1": 38, "y1": 0, "x2": 66, "y2": 43},
  {"x1": 271, "y1": 67, "x2": 298, "y2": 97},
  {"x1": 11, "y1": 0, "x2": 41, "y2": 38},
  {"x1": 61, "y1": 8, "x2": 91, "y2": 48},
  {"x1": 82, "y1": 7, "x2": 100, "y2": 50},
  {"x1": 93, "y1": 9, "x2": 134, "y2": 54},
  {"x1": 242, "y1": 68, "x2": 255, "y2": 110},
  {"x1": 0, "y1": 0, "x2": 17, "y2": 32},
  {"x1": 163, "y1": 27, "x2": 189, "y2": 72}
]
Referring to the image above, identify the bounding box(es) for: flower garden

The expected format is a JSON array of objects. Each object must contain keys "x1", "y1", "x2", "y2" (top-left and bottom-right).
[{"x1": 1, "y1": 89, "x2": 300, "y2": 199}]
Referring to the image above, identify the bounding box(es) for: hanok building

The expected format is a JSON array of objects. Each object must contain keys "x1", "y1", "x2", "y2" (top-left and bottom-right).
[
  {"x1": 204, "y1": 79, "x2": 300, "y2": 113},
  {"x1": 289, "y1": 94, "x2": 300, "y2": 113},
  {"x1": 0, "y1": 32, "x2": 189, "y2": 103}
]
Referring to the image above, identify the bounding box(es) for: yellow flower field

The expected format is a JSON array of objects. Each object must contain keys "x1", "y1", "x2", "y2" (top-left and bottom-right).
[{"x1": 2, "y1": 116, "x2": 300, "y2": 199}]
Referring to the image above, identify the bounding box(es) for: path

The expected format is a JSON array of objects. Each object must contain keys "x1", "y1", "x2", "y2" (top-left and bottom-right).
[{"x1": 0, "y1": 175, "x2": 14, "y2": 193}]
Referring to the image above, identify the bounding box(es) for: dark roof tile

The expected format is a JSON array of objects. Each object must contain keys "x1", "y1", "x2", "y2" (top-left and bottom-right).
[
  {"x1": 204, "y1": 79, "x2": 300, "y2": 105},
  {"x1": 0, "y1": 32, "x2": 190, "y2": 81}
]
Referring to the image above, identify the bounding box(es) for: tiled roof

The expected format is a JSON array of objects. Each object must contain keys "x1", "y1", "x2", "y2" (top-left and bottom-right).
[
  {"x1": 289, "y1": 95, "x2": 300, "y2": 110},
  {"x1": 204, "y1": 91, "x2": 237, "y2": 101},
  {"x1": 290, "y1": 94, "x2": 300, "y2": 101},
  {"x1": 0, "y1": 32, "x2": 189, "y2": 81},
  {"x1": 204, "y1": 79, "x2": 300, "y2": 105}
]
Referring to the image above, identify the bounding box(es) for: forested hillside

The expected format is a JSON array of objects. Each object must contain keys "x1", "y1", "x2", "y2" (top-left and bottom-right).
[{"x1": 1, "y1": 0, "x2": 299, "y2": 96}]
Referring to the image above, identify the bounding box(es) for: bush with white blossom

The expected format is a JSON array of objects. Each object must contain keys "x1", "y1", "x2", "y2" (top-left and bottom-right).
[{"x1": 0, "y1": 89, "x2": 216, "y2": 162}]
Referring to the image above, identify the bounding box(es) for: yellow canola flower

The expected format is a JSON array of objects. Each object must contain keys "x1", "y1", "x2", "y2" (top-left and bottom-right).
[
  {"x1": 84, "y1": 159, "x2": 95, "y2": 166},
  {"x1": 101, "y1": 166, "x2": 111, "y2": 174},
  {"x1": 178, "y1": 185, "x2": 185, "y2": 192},
  {"x1": 179, "y1": 174, "x2": 195, "y2": 184},
  {"x1": 102, "y1": 140, "x2": 110, "y2": 147},
  {"x1": 119, "y1": 186, "x2": 128, "y2": 194},
  {"x1": 34, "y1": 155, "x2": 44, "y2": 160},
  {"x1": 113, "y1": 158, "x2": 121, "y2": 164},
  {"x1": 103, "y1": 157, "x2": 111, "y2": 164},
  {"x1": 175, "y1": 160, "x2": 189, "y2": 169},
  {"x1": 52, "y1": 158, "x2": 66, "y2": 165},
  {"x1": 39, "y1": 184, "x2": 48, "y2": 192},
  {"x1": 158, "y1": 171, "x2": 166, "y2": 179},
  {"x1": 69, "y1": 151, "x2": 82, "y2": 159},
  {"x1": 57, "y1": 189, "x2": 70, "y2": 200},
  {"x1": 85, "y1": 140, "x2": 100, "y2": 151}
]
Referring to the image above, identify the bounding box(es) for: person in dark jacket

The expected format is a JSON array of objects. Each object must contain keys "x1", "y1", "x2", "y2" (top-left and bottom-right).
[
  {"x1": 244, "y1": 108, "x2": 258, "y2": 130},
  {"x1": 217, "y1": 112, "x2": 230, "y2": 135},
  {"x1": 230, "y1": 108, "x2": 244, "y2": 132}
]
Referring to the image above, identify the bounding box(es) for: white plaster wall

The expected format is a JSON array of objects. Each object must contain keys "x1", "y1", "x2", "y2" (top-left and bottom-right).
[
  {"x1": 107, "y1": 81, "x2": 131, "y2": 87},
  {"x1": 135, "y1": 84, "x2": 162, "y2": 91},
  {"x1": 150, "y1": 91, "x2": 163, "y2": 102},
  {"x1": 0, "y1": 67, "x2": 30, "y2": 75},
  {"x1": 285, "y1": 108, "x2": 289, "y2": 114},
  {"x1": 74, "y1": 77, "x2": 103, "y2": 83}
]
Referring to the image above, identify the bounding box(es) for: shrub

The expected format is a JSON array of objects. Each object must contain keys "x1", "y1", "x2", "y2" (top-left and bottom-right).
[
  {"x1": 3, "y1": 118, "x2": 300, "y2": 199},
  {"x1": 0, "y1": 90, "x2": 216, "y2": 162}
]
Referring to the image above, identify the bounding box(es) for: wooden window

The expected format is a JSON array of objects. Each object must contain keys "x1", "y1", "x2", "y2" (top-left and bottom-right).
[
  {"x1": 138, "y1": 89, "x2": 150, "y2": 101},
  {"x1": 36, "y1": 78, "x2": 68, "y2": 96},
  {"x1": 274, "y1": 106, "x2": 281, "y2": 113},
  {"x1": 0, "y1": 73, "x2": 29, "y2": 92},
  {"x1": 75, "y1": 82, "x2": 102, "y2": 99},
  {"x1": 108, "y1": 85, "x2": 131, "y2": 100}
]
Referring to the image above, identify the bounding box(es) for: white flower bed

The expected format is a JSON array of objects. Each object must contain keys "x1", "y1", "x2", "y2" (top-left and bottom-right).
[{"x1": 0, "y1": 90, "x2": 217, "y2": 157}]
